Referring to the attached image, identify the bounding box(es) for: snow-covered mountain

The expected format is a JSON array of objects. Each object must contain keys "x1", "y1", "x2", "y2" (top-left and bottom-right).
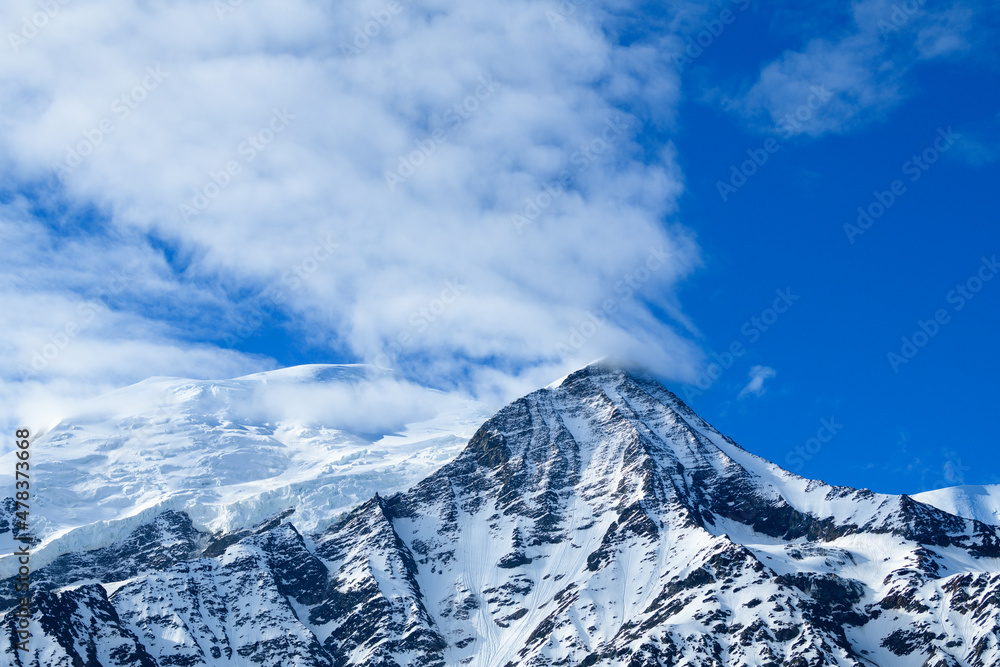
[
  {"x1": 4, "y1": 362, "x2": 1000, "y2": 666},
  {"x1": 914, "y1": 486, "x2": 1000, "y2": 527},
  {"x1": 0, "y1": 364, "x2": 488, "y2": 577}
]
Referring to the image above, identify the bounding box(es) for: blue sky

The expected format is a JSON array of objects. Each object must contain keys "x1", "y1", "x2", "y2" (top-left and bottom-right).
[
  {"x1": 1, "y1": 0, "x2": 997, "y2": 494},
  {"x1": 660, "y1": 1, "x2": 1000, "y2": 494}
]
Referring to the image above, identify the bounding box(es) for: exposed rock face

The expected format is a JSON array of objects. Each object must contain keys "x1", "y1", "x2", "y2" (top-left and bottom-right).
[{"x1": 4, "y1": 363, "x2": 999, "y2": 666}]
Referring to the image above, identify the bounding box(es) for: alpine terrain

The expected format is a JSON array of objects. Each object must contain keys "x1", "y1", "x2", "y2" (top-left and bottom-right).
[{"x1": 3, "y1": 362, "x2": 1000, "y2": 666}]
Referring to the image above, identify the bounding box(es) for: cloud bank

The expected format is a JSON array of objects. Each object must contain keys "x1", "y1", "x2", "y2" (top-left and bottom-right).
[
  {"x1": 0, "y1": 0, "x2": 711, "y2": 430},
  {"x1": 6, "y1": 0, "x2": 983, "y2": 433}
]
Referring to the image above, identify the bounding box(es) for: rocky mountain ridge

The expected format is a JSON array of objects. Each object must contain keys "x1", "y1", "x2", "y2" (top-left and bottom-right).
[{"x1": 4, "y1": 363, "x2": 999, "y2": 666}]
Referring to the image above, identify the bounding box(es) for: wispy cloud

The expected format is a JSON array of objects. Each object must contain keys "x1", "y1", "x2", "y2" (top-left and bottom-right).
[
  {"x1": 728, "y1": 0, "x2": 986, "y2": 136},
  {"x1": 738, "y1": 365, "x2": 776, "y2": 399},
  {"x1": 950, "y1": 114, "x2": 1000, "y2": 167}
]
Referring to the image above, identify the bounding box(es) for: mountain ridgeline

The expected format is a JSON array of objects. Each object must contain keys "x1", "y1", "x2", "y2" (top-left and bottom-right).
[{"x1": 4, "y1": 364, "x2": 1000, "y2": 666}]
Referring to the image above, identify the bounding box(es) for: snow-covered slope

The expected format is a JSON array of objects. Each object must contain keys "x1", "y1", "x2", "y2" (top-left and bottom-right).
[
  {"x1": 4, "y1": 362, "x2": 1000, "y2": 666},
  {"x1": 0, "y1": 364, "x2": 487, "y2": 577},
  {"x1": 914, "y1": 485, "x2": 1000, "y2": 527}
]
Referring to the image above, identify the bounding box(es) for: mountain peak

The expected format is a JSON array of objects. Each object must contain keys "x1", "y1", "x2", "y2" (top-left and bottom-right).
[
  {"x1": 7, "y1": 364, "x2": 1000, "y2": 666},
  {"x1": 428, "y1": 362, "x2": 733, "y2": 547},
  {"x1": 546, "y1": 357, "x2": 649, "y2": 387},
  {"x1": 431, "y1": 363, "x2": 1000, "y2": 554}
]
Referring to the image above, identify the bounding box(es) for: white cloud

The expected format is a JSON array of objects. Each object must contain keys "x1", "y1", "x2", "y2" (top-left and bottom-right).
[
  {"x1": 0, "y1": 0, "x2": 709, "y2": 430},
  {"x1": 950, "y1": 115, "x2": 1000, "y2": 167},
  {"x1": 0, "y1": 199, "x2": 273, "y2": 434},
  {"x1": 738, "y1": 365, "x2": 776, "y2": 399},
  {"x1": 732, "y1": 0, "x2": 985, "y2": 136}
]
